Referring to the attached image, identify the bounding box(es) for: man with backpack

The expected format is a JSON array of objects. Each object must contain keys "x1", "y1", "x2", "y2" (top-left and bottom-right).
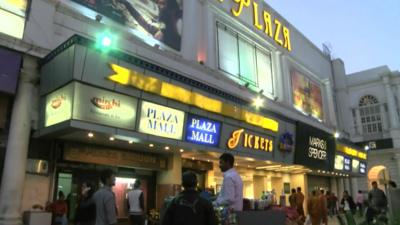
[{"x1": 161, "y1": 171, "x2": 217, "y2": 225}]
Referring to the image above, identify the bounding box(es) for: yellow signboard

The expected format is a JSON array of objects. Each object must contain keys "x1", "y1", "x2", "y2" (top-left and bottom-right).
[
  {"x1": 336, "y1": 143, "x2": 367, "y2": 160},
  {"x1": 138, "y1": 101, "x2": 185, "y2": 140},
  {"x1": 108, "y1": 64, "x2": 279, "y2": 132},
  {"x1": 227, "y1": 129, "x2": 273, "y2": 152},
  {"x1": 217, "y1": 0, "x2": 291, "y2": 51}
]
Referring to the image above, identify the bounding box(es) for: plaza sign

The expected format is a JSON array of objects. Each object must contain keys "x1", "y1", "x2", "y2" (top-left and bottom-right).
[
  {"x1": 138, "y1": 101, "x2": 185, "y2": 140},
  {"x1": 185, "y1": 114, "x2": 221, "y2": 146},
  {"x1": 216, "y1": 0, "x2": 292, "y2": 51}
]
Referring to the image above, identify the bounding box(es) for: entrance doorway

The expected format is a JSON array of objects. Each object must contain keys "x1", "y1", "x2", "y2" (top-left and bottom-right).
[{"x1": 368, "y1": 165, "x2": 389, "y2": 190}]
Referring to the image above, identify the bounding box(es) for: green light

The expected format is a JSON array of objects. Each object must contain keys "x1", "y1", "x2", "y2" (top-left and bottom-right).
[{"x1": 101, "y1": 36, "x2": 112, "y2": 47}]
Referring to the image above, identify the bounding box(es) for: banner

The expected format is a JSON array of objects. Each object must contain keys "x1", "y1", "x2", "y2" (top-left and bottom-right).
[
  {"x1": 72, "y1": 0, "x2": 183, "y2": 51},
  {"x1": 291, "y1": 69, "x2": 323, "y2": 120}
]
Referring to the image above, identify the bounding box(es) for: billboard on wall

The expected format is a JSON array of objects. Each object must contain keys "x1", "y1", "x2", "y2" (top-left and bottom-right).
[
  {"x1": 0, "y1": 0, "x2": 28, "y2": 39},
  {"x1": 185, "y1": 114, "x2": 221, "y2": 147},
  {"x1": 71, "y1": 0, "x2": 183, "y2": 51},
  {"x1": 45, "y1": 84, "x2": 74, "y2": 127},
  {"x1": 294, "y1": 122, "x2": 335, "y2": 171},
  {"x1": 291, "y1": 69, "x2": 323, "y2": 120}
]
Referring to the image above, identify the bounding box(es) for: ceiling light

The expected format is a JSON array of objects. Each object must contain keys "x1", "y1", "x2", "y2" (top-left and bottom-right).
[
  {"x1": 109, "y1": 137, "x2": 115, "y2": 141},
  {"x1": 179, "y1": 149, "x2": 184, "y2": 153},
  {"x1": 235, "y1": 163, "x2": 238, "y2": 166},
  {"x1": 207, "y1": 160, "x2": 210, "y2": 162},
  {"x1": 364, "y1": 145, "x2": 370, "y2": 151},
  {"x1": 256, "y1": 165, "x2": 281, "y2": 170},
  {"x1": 149, "y1": 144, "x2": 154, "y2": 148},
  {"x1": 191, "y1": 157, "x2": 195, "y2": 160},
  {"x1": 88, "y1": 132, "x2": 94, "y2": 138},
  {"x1": 252, "y1": 96, "x2": 264, "y2": 109},
  {"x1": 165, "y1": 146, "x2": 170, "y2": 150},
  {"x1": 128, "y1": 140, "x2": 133, "y2": 144},
  {"x1": 334, "y1": 132, "x2": 340, "y2": 138}
]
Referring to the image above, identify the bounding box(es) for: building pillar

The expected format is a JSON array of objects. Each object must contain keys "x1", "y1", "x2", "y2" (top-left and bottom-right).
[
  {"x1": 337, "y1": 178, "x2": 345, "y2": 200},
  {"x1": 0, "y1": 55, "x2": 38, "y2": 225},
  {"x1": 350, "y1": 178, "x2": 359, "y2": 198},
  {"x1": 324, "y1": 79, "x2": 338, "y2": 127},
  {"x1": 330, "y1": 177, "x2": 338, "y2": 196},
  {"x1": 156, "y1": 153, "x2": 182, "y2": 210},
  {"x1": 382, "y1": 75, "x2": 399, "y2": 129},
  {"x1": 380, "y1": 104, "x2": 389, "y2": 131},
  {"x1": 344, "y1": 178, "x2": 351, "y2": 193}
]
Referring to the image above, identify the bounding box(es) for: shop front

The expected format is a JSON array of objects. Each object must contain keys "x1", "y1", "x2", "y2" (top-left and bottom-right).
[{"x1": 34, "y1": 35, "x2": 310, "y2": 221}]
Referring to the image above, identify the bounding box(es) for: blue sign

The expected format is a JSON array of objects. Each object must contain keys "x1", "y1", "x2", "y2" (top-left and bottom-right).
[
  {"x1": 185, "y1": 114, "x2": 221, "y2": 146},
  {"x1": 344, "y1": 156, "x2": 351, "y2": 171},
  {"x1": 360, "y1": 162, "x2": 366, "y2": 174}
]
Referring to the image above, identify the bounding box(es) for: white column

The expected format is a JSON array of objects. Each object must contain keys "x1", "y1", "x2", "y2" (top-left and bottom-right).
[
  {"x1": 350, "y1": 178, "x2": 359, "y2": 198},
  {"x1": 382, "y1": 75, "x2": 399, "y2": 129},
  {"x1": 0, "y1": 55, "x2": 38, "y2": 225},
  {"x1": 380, "y1": 104, "x2": 389, "y2": 131},
  {"x1": 344, "y1": 178, "x2": 351, "y2": 193},
  {"x1": 338, "y1": 178, "x2": 345, "y2": 200},
  {"x1": 330, "y1": 177, "x2": 338, "y2": 196},
  {"x1": 324, "y1": 79, "x2": 338, "y2": 127}
]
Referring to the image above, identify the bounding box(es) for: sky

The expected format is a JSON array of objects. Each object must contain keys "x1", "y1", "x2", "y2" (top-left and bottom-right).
[{"x1": 265, "y1": 0, "x2": 400, "y2": 74}]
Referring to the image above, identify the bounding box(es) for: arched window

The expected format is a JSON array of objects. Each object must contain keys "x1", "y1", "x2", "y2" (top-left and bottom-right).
[{"x1": 358, "y1": 95, "x2": 383, "y2": 134}]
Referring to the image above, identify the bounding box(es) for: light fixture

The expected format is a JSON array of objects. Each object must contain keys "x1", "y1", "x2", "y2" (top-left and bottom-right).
[
  {"x1": 259, "y1": 89, "x2": 264, "y2": 95},
  {"x1": 88, "y1": 132, "x2": 94, "y2": 138},
  {"x1": 95, "y1": 14, "x2": 103, "y2": 22},
  {"x1": 128, "y1": 140, "x2": 133, "y2": 144},
  {"x1": 244, "y1": 82, "x2": 250, "y2": 88},
  {"x1": 207, "y1": 160, "x2": 210, "y2": 162},
  {"x1": 235, "y1": 163, "x2": 238, "y2": 166},
  {"x1": 191, "y1": 157, "x2": 195, "y2": 160},
  {"x1": 179, "y1": 149, "x2": 184, "y2": 153},
  {"x1": 109, "y1": 137, "x2": 115, "y2": 141},
  {"x1": 317, "y1": 170, "x2": 321, "y2": 173},
  {"x1": 364, "y1": 145, "x2": 370, "y2": 151},
  {"x1": 252, "y1": 96, "x2": 264, "y2": 109},
  {"x1": 149, "y1": 143, "x2": 154, "y2": 148},
  {"x1": 165, "y1": 146, "x2": 170, "y2": 150},
  {"x1": 334, "y1": 132, "x2": 340, "y2": 138}
]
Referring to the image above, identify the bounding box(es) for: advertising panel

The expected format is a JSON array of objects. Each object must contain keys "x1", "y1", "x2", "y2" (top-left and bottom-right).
[
  {"x1": 138, "y1": 101, "x2": 185, "y2": 140},
  {"x1": 45, "y1": 84, "x2": 74, "y2": 127},
  {"x1": 0, "y1": 0, "x2": 28, "y2": 39},
  {"x1": 344, "y1": 156, "x2": 351, "y2": 172},
  {"x1": 294, "y1": 122, "x2": 335, "y2": 170},
  {"x1": 359, "y1": 162, "x2": 366, "y2": 174},
  {"x1": 73, "y1": 83, "x2": 138, "y2": 130},
  {"x1": 0, "y1": 0, "x2": 28, "y2": 17},
  {"x1": 334, "y1": 155, "x2": 344, "y2": 171},
  {"x1": 291, "y1": 69, "x2": 323, "y2": 120},
  {"x1": 352, "y1": 159, "x2": 360, "y2": 174},
  {"x1": 71, "y1": 0, "x2": 183, "y2": 51},
  {"x1": 185, "y1": 114, "x2": 221, "y2": 147},
  {"x1": 0, "y1": 48, "x2": 21, "y2": 94},
  {"x1": 225, "y1": 127, "x2": 274, "y2": 153}
]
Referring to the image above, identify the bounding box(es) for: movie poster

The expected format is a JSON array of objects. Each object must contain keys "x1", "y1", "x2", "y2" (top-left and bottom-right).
[
  {"x1": 291, "y1": 69, "x2": 323, "y2": 120},
  {"x1": 72, "y1": 0, "x2": 183, "y2": 51}
]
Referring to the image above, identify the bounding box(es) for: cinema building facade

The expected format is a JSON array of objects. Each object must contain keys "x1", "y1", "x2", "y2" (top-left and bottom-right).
[{"x1": 0, "y1": 0, "x2": 367, "y2": 223}]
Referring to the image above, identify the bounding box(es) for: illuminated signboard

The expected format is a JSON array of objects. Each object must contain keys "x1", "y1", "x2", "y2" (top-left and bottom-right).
[
  {"x1": 334, "y1": 155, "x2": 344, "y2": 171},
  {"x1": 344, "y1": 156, "x2": 351, "y2": 172},
  {"x1": 138, "y1": 101, "x2": 185, "y2": 140},
  {"x1": 359, "y1": 162, "x2": 366, "y2": 174},
  {"x1": 336, "y1": 143, "x2": 367, "y2": 160},
  {"x1": 352, "y1": 159, "x2": 360, "y2": 174},
  {"x1": 216, "y1": 0, "x2": 292, "y2": 51},
  {"x1": 185, "y1": 114, "x2": 221, "y2": 146},
  {"x1": 0, "y1": 0, "x2": 28, "y2": 39},
  {"x1": 294, "y1": 122, "x2": 335, "y2": 171},
  {"x1": 227, "y1": 129, "x2": 273, "y2": 152},
  {"x1": 73, "y1": 83, "x2": 138, "y2": 130},
  {"x1": 45, "y1": 84, "x2": 74, "y2": 127}
]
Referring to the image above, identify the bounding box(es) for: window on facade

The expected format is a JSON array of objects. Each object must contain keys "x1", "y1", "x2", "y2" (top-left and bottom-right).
[
  {"x1": 217, "y1": 22, "x2": 274, "y2": 96},
  {"x1": 291, "y1": 69, "x2": 324, "y2": 120},
  {"x1": 358, "y1": 95, "x2": 383, "y2": 134}
]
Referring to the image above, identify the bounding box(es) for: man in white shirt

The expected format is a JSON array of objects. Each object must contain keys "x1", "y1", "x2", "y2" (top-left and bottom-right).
[
  {"x1": 127, "y1": 179, "x2": 145, "y2": 225},
  {"x1": 214, "y1": 153, "x2": 243, "y2": 211}
]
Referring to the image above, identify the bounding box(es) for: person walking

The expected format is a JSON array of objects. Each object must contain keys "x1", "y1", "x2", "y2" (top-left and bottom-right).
[
  {"x1": 289, "y1": 188, "x2": 297, "y2": 208},
  {"x1": 355, "y1": 190, "x2": 364, "y2": 217},
  {"x1": 127, "y1": 179, "x2": 145, "y2": 225},
  {"x1": 213, "y1": 153, "x2": 243, "y2": 211},
  {"x1": 319, "y1": 190, "x2": 328, "y2": 225},
  {"x1": 307, "y1": 190, "x2": 322, "y2": 225},
  {"x1": 93, "y1": 169, "x2": 118, "y2": 225},
  {"x1": 52, "y1": 191, "x2": 68, "y2": 225},
  {"x1": 328, "y1": 192, "x2": 338, "y2": 216},
  {"x1": 75, "y1": 181, "x2": 96, "y2": 225},
  {"x1": 367, "y1": 181, "x2": 388, "y2": 223},
  {"x1": 295, "y1": 187, "x2": 305, "y2": 220},
  {"x1": 340, "y1": 191, "x2": 356, "y2": 214},
  {"x1": 161, "y1": 171, "x2": 217, "y2": 225}
]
